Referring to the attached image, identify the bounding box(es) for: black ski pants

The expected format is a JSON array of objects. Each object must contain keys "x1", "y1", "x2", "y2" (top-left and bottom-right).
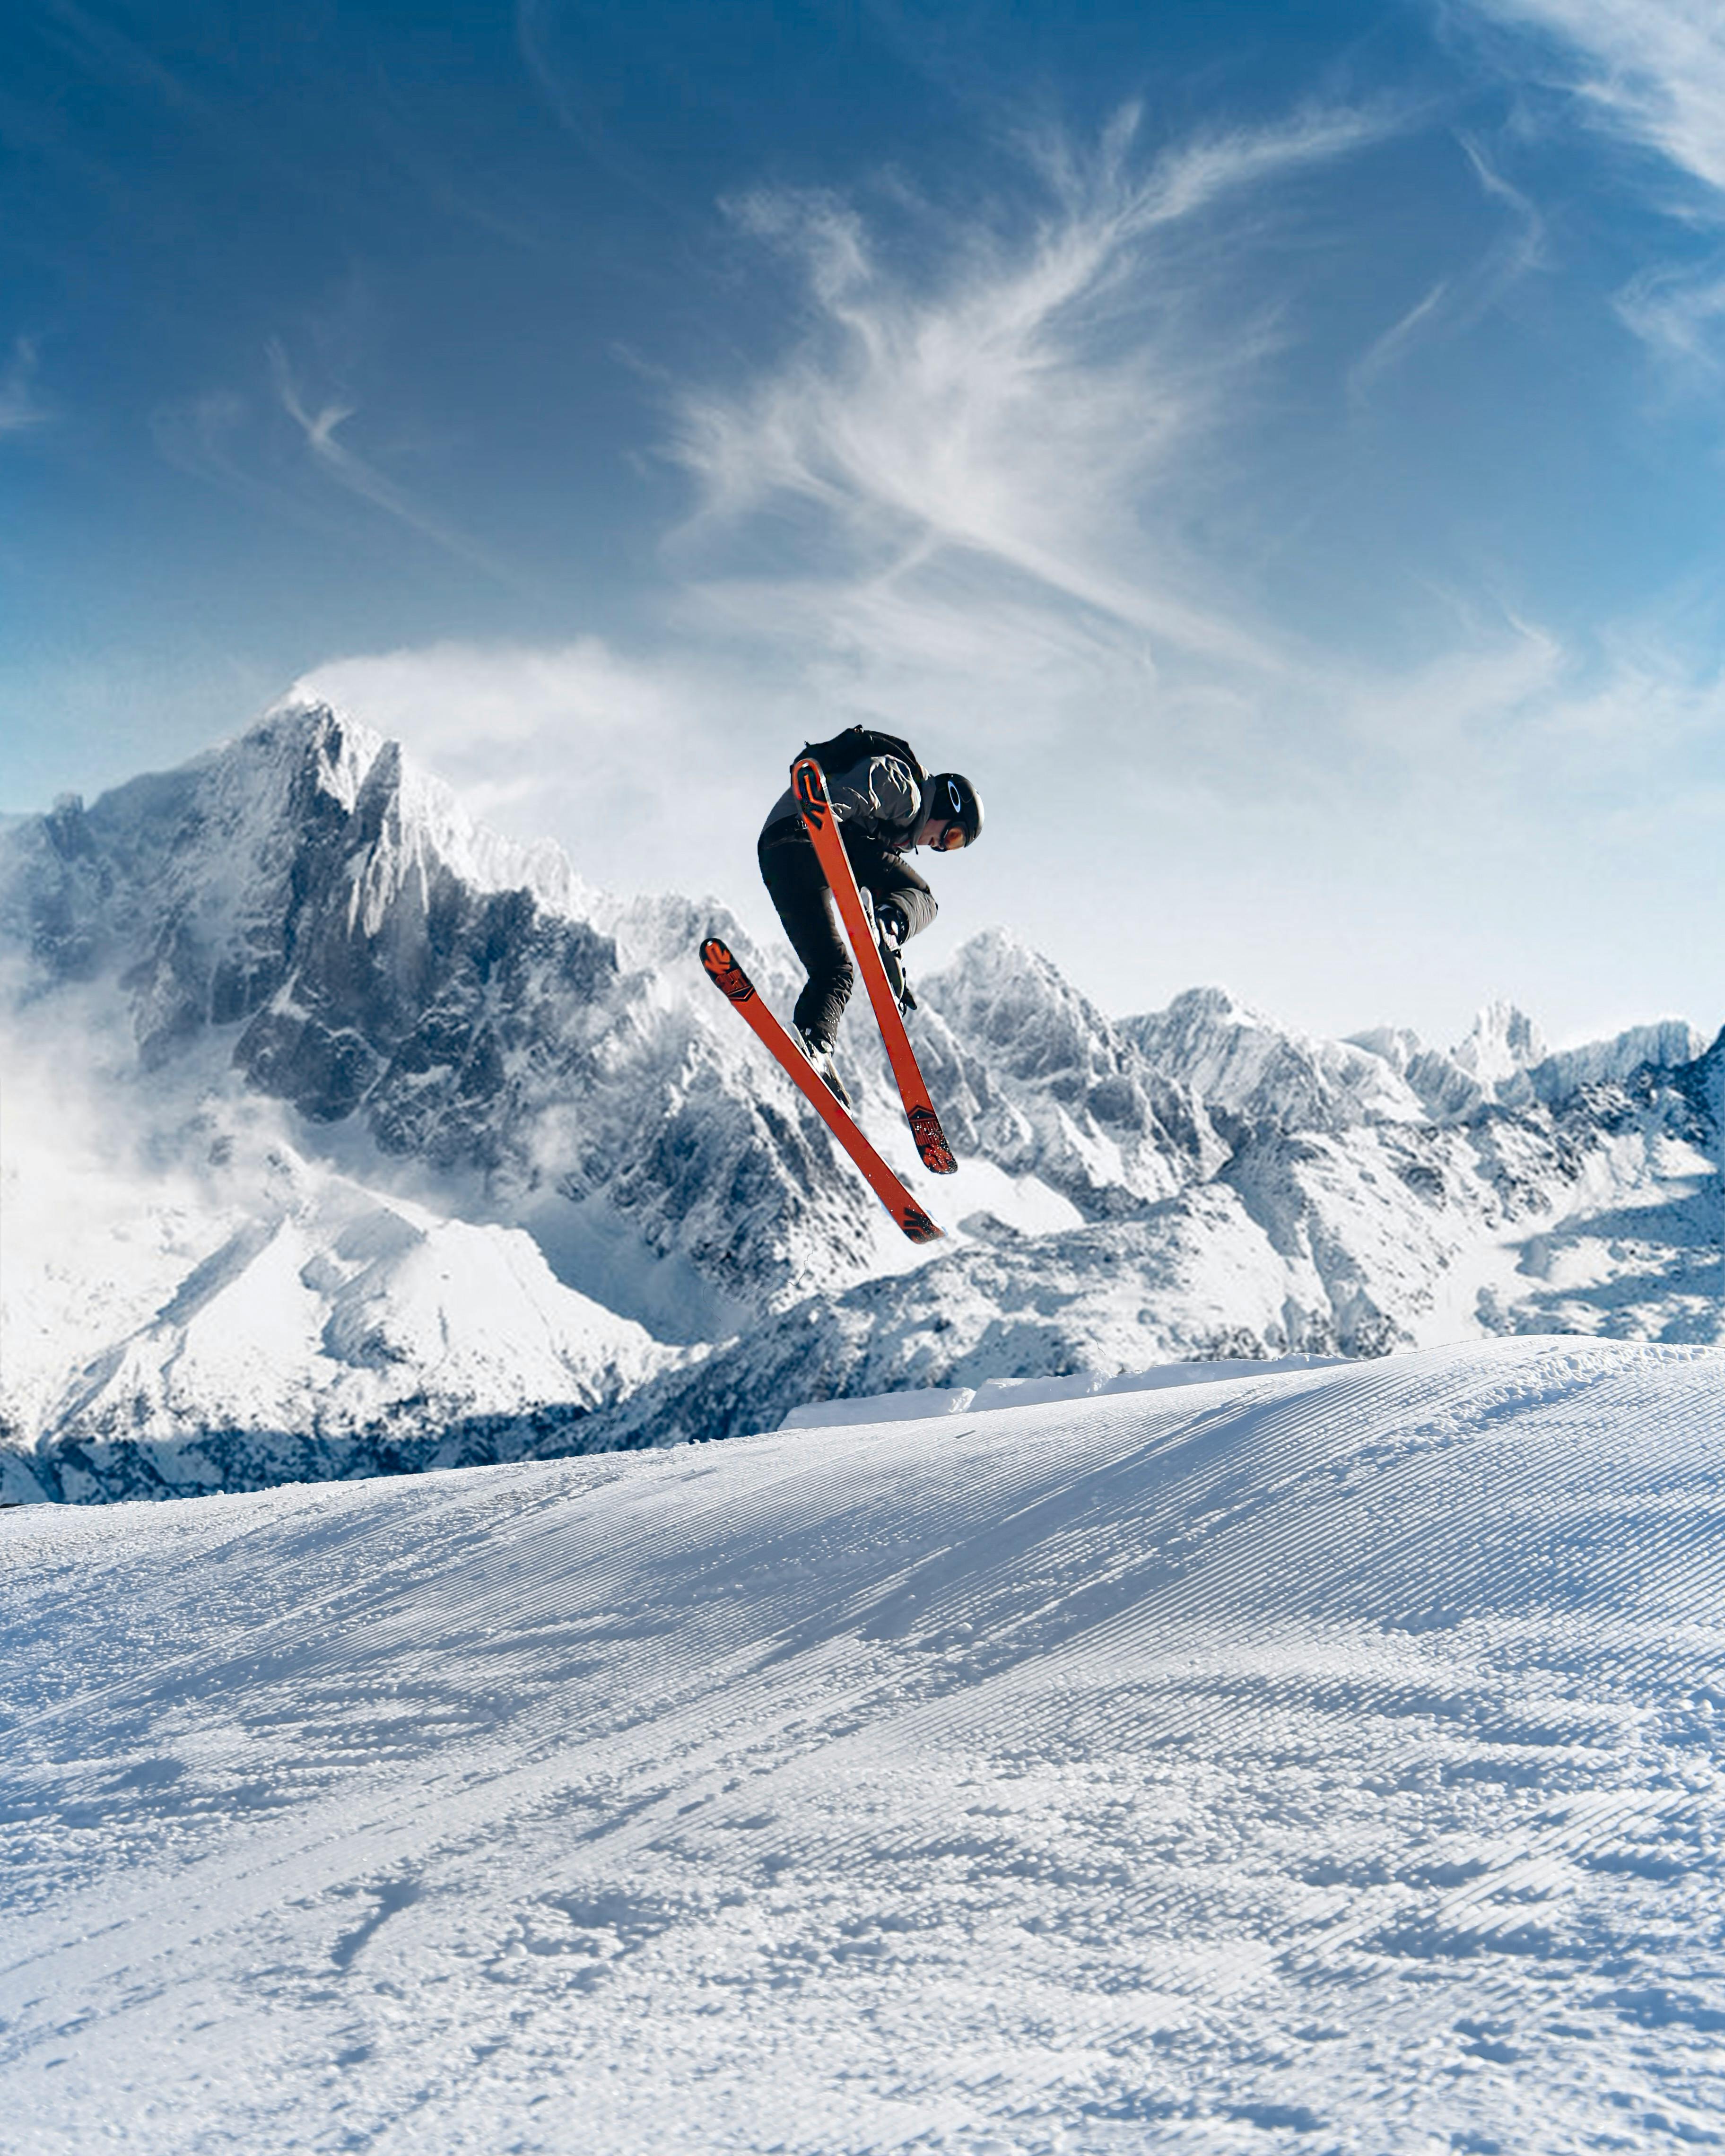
[{"x1": 758, "y1": 832, "x2": 932, "y2": 1050}]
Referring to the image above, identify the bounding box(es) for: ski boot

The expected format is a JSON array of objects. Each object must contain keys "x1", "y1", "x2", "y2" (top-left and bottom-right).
[{"x1": 796, "y1": 1026, "x2": 851, "y2": 1108}]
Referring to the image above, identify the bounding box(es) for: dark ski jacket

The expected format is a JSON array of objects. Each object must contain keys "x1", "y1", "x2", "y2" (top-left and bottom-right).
[{"x1": 758, "y1": 749, "x2": 936, "y2": 937}]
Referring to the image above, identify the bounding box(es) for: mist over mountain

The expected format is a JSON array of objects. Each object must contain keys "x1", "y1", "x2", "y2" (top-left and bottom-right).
[{"x1": 2, "y1": 700, "x2": 1718, "y2": 1502}]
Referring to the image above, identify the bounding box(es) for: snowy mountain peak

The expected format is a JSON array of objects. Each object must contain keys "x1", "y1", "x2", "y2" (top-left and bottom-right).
[
  {"x1": 251, "y1": 694, "x2": 387, "y2": 812},
  {"x1": 2, "y1": 698, "x2": 611, "y2": 1081},
  {"x1": 917, "y1": 930, "x2": 1226, "y2": 1209},
  {"x1": 1349, "y1": 1006, "x2": 1715, "y2": 1123},
  {"x1": 261, "y1": 698, "x2": 596, "y2": 921},
  {"x1": 1454, "y1": 997, "x2": 1547, "y2": 1084},
  {"x1": 1125, "y1": 983, "x2": 1425, "y2": 1133},
  {"x1": 1164, "y1": 983, "x2": 1256, "y2": 1025},
  {"x1": 925, "y1": 927, "x2": 1131, "y2": 1081}
]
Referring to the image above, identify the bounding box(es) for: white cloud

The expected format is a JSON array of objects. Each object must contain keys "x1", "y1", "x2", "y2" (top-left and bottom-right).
[
  {"x1": 1615, "y1": 262, "x2": 1725, "y2": 365},
  {"x1": 1464, "y1": 5, "x2": 1725, "y2": 372},
  {"x1": 1471, "y1": 0, "x2": 1725, "y2": 197},
  {"x1": 668, "y1": 104, "x2": 1387, "y2": 676},
  {"x1": 650, "y1": 104, "x2": 1628, "y2": 823},
  {"x1": 293, "y1": 639, "x2": 787, "y2": 914},
  {"x1": 1349, "y1": 278, "x2": 1453, "y2": 402}
]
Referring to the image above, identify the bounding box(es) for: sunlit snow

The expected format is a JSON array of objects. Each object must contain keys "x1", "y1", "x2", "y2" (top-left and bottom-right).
[{"x1": 4, "y1": 1337, "x2": 1722, "y2": 2151}]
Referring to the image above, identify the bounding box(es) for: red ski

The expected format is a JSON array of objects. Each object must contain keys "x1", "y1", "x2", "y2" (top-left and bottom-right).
[
  {"x1": 790, "y1": 755, "x2": 958, "y2": 1175},
  {"x1": 699, "y1": 938, "x2": 943, "y2": 1245}
]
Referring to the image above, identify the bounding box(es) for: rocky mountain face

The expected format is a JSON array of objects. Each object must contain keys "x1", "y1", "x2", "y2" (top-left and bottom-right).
[
  {"x1": 9, "y1": 709, "x2": 849, "y2": 1327},
  {"x1": 2, "y1": 701, "x2": 1718, "y2": 1499}
]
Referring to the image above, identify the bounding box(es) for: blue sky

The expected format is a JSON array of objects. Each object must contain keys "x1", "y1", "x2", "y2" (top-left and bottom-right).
[{"x1": 2, "y1": 0, "x2": 1722, "y2": 1046}]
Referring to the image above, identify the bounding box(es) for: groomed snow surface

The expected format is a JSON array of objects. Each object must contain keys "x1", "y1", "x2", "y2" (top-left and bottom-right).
[{"x1": 4, "y1": 1337, "x2": 1724, "y2": 2153}]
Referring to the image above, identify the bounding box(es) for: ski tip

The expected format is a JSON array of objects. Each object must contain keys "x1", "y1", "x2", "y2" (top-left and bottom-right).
[
  {"x1": 699, "y1": 937, "x2": 754, "y2": 1004},
  {"x1": 899, "y1": 1206, "x2": 943, "y2": 1243}
]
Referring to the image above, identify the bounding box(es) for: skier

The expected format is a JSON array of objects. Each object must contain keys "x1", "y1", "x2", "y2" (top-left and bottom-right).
[{"x1": 758, "y1": 729, "x2": 982, "y2": 1106}]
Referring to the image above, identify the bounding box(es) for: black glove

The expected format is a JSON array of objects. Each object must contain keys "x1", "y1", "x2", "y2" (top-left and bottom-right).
[{"x1": 873, "y1": 900, "x2": 915, "y2": 1011}]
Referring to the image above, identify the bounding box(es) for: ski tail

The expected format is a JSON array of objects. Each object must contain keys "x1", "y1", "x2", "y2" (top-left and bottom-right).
[
  {"x1": 790, "y1": 756, "x2": 958, "y2": 1175},
  {"x1": 699, "y1": 938, "x2": 943, "y2": 1245}
]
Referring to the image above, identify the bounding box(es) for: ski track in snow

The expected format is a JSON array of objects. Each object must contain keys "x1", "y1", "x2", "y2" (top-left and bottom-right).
[{"x1": 2, "y1": 1337, "x2": 1723, "y2": 2153}]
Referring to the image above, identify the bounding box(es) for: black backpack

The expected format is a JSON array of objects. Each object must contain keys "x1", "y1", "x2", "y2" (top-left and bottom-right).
[{"x1": 799, "y1": 725, "x2": 926, "y2": 786}]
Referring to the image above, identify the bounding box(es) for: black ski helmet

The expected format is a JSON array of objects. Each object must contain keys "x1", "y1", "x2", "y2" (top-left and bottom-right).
[{"x1": 929, "y1": 771, "x2": 983, "y2": 847}]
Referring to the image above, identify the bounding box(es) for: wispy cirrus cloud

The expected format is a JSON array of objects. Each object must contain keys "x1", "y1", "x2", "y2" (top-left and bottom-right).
[
  {"x1": 1470, "y1": 0, "x2": 1725, "y2": 197},
  {"x1": 1614, "y1": 263, "x2": 1725, "y2": 366},
  {"x1": 1464, "y1": 2, "x2": 1725, "y2": 374},
  {"x1": 668, "y1": 102, "x2": 1389, "y2": 678},
  {"x1": 267, "y1": 339, "x2": 524, "y2": 588},
  {"x1": 627, "y1": 99, "x2": 1709, "y2": 843},
  {"x1": 1349, "y1": 278, "x2": 1453, "y2": 403},
  {"x1": 1348, "y1": 135, "x2": 1545, "y2": 402}
]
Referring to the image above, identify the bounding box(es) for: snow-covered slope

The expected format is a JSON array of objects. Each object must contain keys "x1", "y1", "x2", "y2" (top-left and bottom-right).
[
  {"x1": 1, "y1": 700, "x2": 1718, "y2": 1501},
  {"x1": 4, "y1": 1338, "x2": 1721, "y2": 2150},
  {"x1": 0, "y1": 1029, "x2": 682, "y2": 1505}
]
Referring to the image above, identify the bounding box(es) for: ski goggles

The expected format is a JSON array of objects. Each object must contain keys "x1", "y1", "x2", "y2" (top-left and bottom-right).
[{"x1": 932, "y1": 822, "x2": 967, "y2": 852}]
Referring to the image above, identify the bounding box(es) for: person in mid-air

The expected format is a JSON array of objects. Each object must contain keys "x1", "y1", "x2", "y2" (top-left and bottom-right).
[{"x1": 758, "y1": 728, "x2": 983, "y2": 1107}]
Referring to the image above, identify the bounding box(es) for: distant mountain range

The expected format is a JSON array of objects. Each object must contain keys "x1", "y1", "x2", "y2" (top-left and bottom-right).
[{"x1": 3, "y1": 700, "x2": 1718, "y2": 1501}]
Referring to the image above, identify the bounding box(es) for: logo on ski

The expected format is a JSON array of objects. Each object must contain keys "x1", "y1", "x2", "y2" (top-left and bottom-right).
[
  {"x1": 792, "y1": 762, "x2": 830, "y2": 830},
  {"x1": 700, "y1": 939, "x2": 755, "y2": 1004},
  {"x1": 907, "y1": 1104, "x2": 956, "y2": 1176},
  {"x1": 899, "y1": 1203, "x2": 941, "y2": 1244}
]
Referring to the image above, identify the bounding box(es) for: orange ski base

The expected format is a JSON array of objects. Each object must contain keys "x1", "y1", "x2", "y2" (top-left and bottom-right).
[{"x1": 699, "y1": 938, "x2": 943, "y2": 1245}]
